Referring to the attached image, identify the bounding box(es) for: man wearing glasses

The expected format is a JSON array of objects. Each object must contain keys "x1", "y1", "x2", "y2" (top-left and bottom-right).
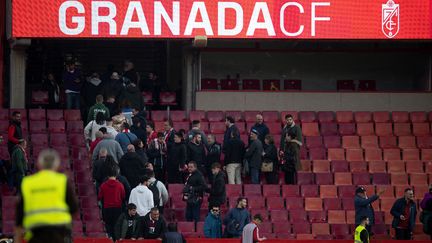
[{"x1": 204, "y1": 206, "x2": 222, "y2": 238}]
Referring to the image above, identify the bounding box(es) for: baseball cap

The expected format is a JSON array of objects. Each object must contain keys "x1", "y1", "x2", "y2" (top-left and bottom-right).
[
  {"x1": 251, "y1": 129, "x2": 260, "y2": 135},
  {"x1": 356, "y1": 187, "x2": 366, "y2": 194}
]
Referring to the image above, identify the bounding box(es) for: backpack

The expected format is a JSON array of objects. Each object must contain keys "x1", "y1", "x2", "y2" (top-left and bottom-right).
[{"x1": 148, "y1": 180, "x2": 160, "y2": 206}]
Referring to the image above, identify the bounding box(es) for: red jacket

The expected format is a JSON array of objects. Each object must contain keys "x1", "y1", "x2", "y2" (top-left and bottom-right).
[{"x1": 98, "y1": 179, "x2": 125, "y2": 208}]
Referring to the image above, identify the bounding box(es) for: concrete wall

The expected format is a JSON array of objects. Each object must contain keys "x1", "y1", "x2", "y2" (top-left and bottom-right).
[
  {"x1": 201, "y1": 52, "x2": 430, "y2": 91},
  {"x1": 195, "y1": 91, "x2": 432, "y2": 111}
]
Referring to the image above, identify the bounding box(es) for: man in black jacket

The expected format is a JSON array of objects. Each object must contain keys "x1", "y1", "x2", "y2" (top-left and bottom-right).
[
  {"x1": 223, "y1": 116, "x2": 239, "y2": 150},
  {"x1": 244, "y1": 129, "x2": 263, "y2": 184},
  {"x1": 206, "y1": 135, "x2": 221, "y2": 182},
  {"x1": 207, "y1": 163, "x2": 226, "y2": 208},
  {"x1": 183, "y1": 161, "x2": 207, "y2": 222},
  {"x1": 224, "y1": 130, "x2": 245, "y2": 185},
  {"x1": 187, "y1": 134, "x2": 206, "y2": 176},
  {"x1": 114, "y1": 203, "x2": 140, "y2": 240},
  {"x1": 138, "y1": 207, "x2": 167, "y2": 240},
  {"x1": 119, "y1": 144, "x2": 147, "y2": 188},
  {"x1": 390, "y1": 188, "x2": 417, "y2": 240}
]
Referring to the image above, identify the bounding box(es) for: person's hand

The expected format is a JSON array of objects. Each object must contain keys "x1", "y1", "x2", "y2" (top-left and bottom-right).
[
  {"x1": 377, "y1": 189, "x2": 385, "y2": 196},
  {"x1": 138, "y1": 237, "x2": 144, "y2": 240},
  {"x1": 74, "y1": 78, "x2": 81, "y2": 83},
  {"x1": 260, "y1": 236, "x2": 267, "y2": 241},
  {"x1": 157, "y1": 238, "x2": 162, "y2": 241},
  {"x1": 223, "y1": 166, "x2": 227, "y2": 171},
  {"x1": 400, "y1": 215, "x2": 406, "y2": 220},
  {"x1": 130, "y1": 238, "x2": 136, "y2": 240}
]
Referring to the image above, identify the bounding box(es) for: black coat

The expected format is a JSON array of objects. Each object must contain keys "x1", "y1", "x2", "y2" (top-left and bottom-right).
[
  {"x1": 206, "y1": 143, "x2": 221, "y2": 166},
  {"x1": 185, "y1": 170, "x2": 207, "y2": 197},
  {"x1": 224, "y1": 138, "x2": 245, "y2": 165},
  {"x1": 138, "y1": 213, "x2": 167, "y2": 239},
  {"x1": 187, "y1": 142, "x2": 206, "y2": 166},
  {"x1": 167, "y1": 142, "x2": 187, "y2": 170},
  {"x1": 223, "y1": 125, "x2": 240, "y2": 149},
  {"x1": 131, "y1": 125, "x2": 147, "y2": 144},
  {"x1": 263, "y1": 144, "x2": 278, "y2": 171},
  {"x1": 207, "y1": 172, "x2": 226, "y2": 207},
  {"x1": 119, "y1": 152, "x2": 147, "y2": 188}
]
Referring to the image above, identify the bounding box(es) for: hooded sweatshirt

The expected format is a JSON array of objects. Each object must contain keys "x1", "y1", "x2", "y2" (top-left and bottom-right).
[
  {"x1": 87, "y1": 103, "x2": 111, "y2": 123},
  {"x1": 98, "y1": 178, "x2": 126, "y2": 208},
  {"x1": 129, "y1": 184, "x2": 154, "y2": 216}
]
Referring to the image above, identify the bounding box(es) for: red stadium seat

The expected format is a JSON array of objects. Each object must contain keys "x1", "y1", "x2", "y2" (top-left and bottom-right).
[
  {"x1": 263, "y1": 185, "x2": 280, "y2": 197},
  {"x1": 410, "y1": 173, "x2": 428, "y2": 186},
  {"x1": 262, "y1": 111, "x2": 280, "y2": 122},
  {"x1": 242, "y1": 79, "x2": 260, "y2": 90},
  {"x1": 64, "y1": 110, "x2": 81, "y2": 121},
  {"x1": 80, "y1": 196, "x2": 98, "y2": 209},
  {"x1": 410, "y1": 112, "x2": 427, "y2": 123},
  {"x1": 159, "y1": 92, "x2": 177, "y2": 106},
  {"x1": 293, "y1": 223, "x2": 311, "y2": 234},
  {"x1": 336, "y1": 111, "x2": 353, "y2": 123},
  {"x1": 342, "y1": 198, "x2": 355, "y2": 210},
  {"x1": 273, "y1": 221, "x2": 291, "y2": 233},
  {"x1": 308, "y1": 148, "x2": 325, "y2": 160},
  {"x1": 248, "y1": 196, "x2": 265, "y2": 209},
  {"x1": 391, "y1": 173, "x2": 409, "y2": 186},
  {"x1": 225, "y1": 111, "x2": 243, "y2": 122},
  {"x1": 0, "y1": 109, "x2": 9, "y2": 120},
  {"x1": 305, "y1": 198, "x2": 322, "y2": 211},
  {"x1": 263, "y1": 79, "x2": 281, "y2": 91},
  {"x1": 267, "y1": 122, "x2": 282, "y2": 134},
  {"x1": 373, "y1": 111, "x2": 390, "y2": 123},
  {"x1": 315, "y1": 172, "x2": 334, "y2": 185},
  {"x1": 244, "y1": 111, "x2": 260, "y2": 122},
  {"x1": 50, "y1": 133, "x2": 68, "y2": 146},
  {"x1": 142, "y1": 92, "x2": 154, "y2": 106},
  {"x1": 282, "y1": 185, "x2": 300, "y2": 198},
  {"x1": 300, "y1": 160, "x2": 312, "y2": 172},
  {"x1": 328, "y1": 210, "x2": 346, "y2": 224},
  {"x1": 398, "y1": 136, "x2": 417, "y2": 149},
  {"x1": 320, "y1": 185, "x2": 338, "y2": 198},
  {"x1": 270, "y1": 210, "x2": 288, "y2": 222},
  {"x1": 317, "y1": 111, "x2": 335, "y2": 123},
  {"x1": 368, "y1": 161, "x2": 387, "y2": 173},
  {"x1": 417, "y1": 136, "x2": 432, "y2": 149},
  {"x1": 301, "y1": 185, "x2": 319, "y2": 197},
  {"x1": 413, "y1": 122, "x2": 431, "y2": 136},
  {"x1": 323, "y1": 198, "x2": 342, "y2": 210},
  {"x1": 352, "y1": 172, "x2": 371, "y2": 185},
  {"x1": 354, "y1": 112, "x2": 372, "y2": 123},
  {"x1": 338, "y1": 123, "x2": 356, "y2": 135},
  {"x1": 177, "y1": 222, "x2": 195, "y2": 233},
  {"x1": 308, "y1": 211, "x2": 326, "y2": 223},
  {"x1": 394, "y1": 123, "x2": 411, "y2": 136},
  {"x1": 331, "y1": 160, "x2": 349, "y2": 172},
  {"x1": 283, "y1": 79, "x2": 302, "y2": 90},
  {"x1": 266, "y1": 197, "x2": 285, "y2": 210},
  {"x1": 226, "y1": 184, "x2": 242, "y2": 197},
  {"x1": 323, "y1": 135, "x2": 341, "y2": 148},
  {"x1": 321, "y1": 123, "x2": 339, "y2": 136},
  {"x1": 379, "y1": 136, "x2": 398, "y2": 148},
  {"x1": 173, "y1": 121, "x2": 190, "y2": 132},
  {"x1": 379, "y1": 199, "x2": 394, "y2": 212},
  {"x1": 207, "y1": 111, "x2": 225, "y2": 122},
  {"x1": 312, "y1": 223, "x2": 330, "y2": 235},
  {"x1": 285, "y1": 198, "x2": 304, "y2": 210},
  {"x1": 297, "y1": 172, "x2": 315, "y2": 185},
  {"x1": 349, "y1": 161, "x2": 367, "y2": 172},
  {"x1": 69, "y1": 134, "x2": 86, "y2": 147},
  {"x1": 170, "y1": 110, "x2": 187, "y2": 121},
  {"x1": 357, "y1": 123, "x2": 374, "y2": 136},
  {"x1": 328, "y1": 148, "x2": 345, "y2": 161},
  {"x1": 372, "y1": 173, "x2": 390, "y2": 185},
  {"x1": 406, "y1": 161, "x2": 424, "y2": 173},
  {"x1": 201, "y1": 78, "x2": 218, "y2": 90},
  {"x1": 299, "y1": 111, "x2": 316, "y2": 123},
  {"x1": 338, "y1": 185, "x2": 356, "y2": 198},
  {"x1": 31, "y1": 133, "x2": 48, "y2": 147},
  {"x1": 306, "y1": 136, "x2": 323, "y2": 149},
  {"x1": 67, "y1": 121, "x2": 84, "y2": 133},
  {"x1": 392, "y1": 111, "x2": 409, "y2": 123},
  {"x1": 302, "y1": 123, "x2": 319, "y2": 136},
  {"x1": 220, "y1": 79, "x2": 239, "y2": 90},
  {"x1": 189, "y1": 110, "x2": 207, "y2": 121},
  {"x1": 84, "y1": 220, "x2": 105, "y2": 233},
  {"x1": 342, "y1": 136, "x2": 360, "y2": 149},
  {"x1": 375, "y1": 123, "x2": 393, "y2": 136},
  {"x1": 244, "y1": 184, "x2": 262, "y2": 196},
  {"x1": 313, "y1": 160, "x2": 330, "y2": 173},
  {"x1": 346, "y1": 148, "x2": 364, "y2": 161},
  {"x1": 358, "y1": 80, "x2": 376, "y2": 91},
  {"x1": 48, "y1": 120, "x2": 66, "y2": 133},
  {"x1": 331, "y1": 224, "x2": 350, "y2": 237},
  {"x1": 383, "y1": 148, "x2": 401, "y2": 161},
  {"x1": 364, "y1": 148, "x2": 382, "y2": 161},
  {"x1": 29, "y1": 109, "x2": 46, "y2": 121},
  {"x1": 387, "y1": 160, "x2": 405, "y2": 173},
  {"x1": 31, "y1": 91, "x2": 49, "y2": 105},
  {"x1": 422, "y1": 149, "x2": 432, "y2": 160},
  {"x1": 46, "y1": 109, "x2": 64, "y2": 121},
  {"x1": 30, "y1": 121, "x2": 47, "y2": 133},
  {"x1": 209, "y1": 122, "x2": 226, "y2": 134},
  {"x1": 337, "y1": 80, "x2": 355, "y2": 91},
  {"x1": 403, "y1": 148, "x2": 420, "y2": 161},
  {"x1": 334, "y1": 172, "x2": 352, "y2": 185}
]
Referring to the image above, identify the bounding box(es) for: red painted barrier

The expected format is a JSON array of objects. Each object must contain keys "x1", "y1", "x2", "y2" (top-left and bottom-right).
[{"x1": 75, "y1": 239, "x2": 432, "y2": 243}]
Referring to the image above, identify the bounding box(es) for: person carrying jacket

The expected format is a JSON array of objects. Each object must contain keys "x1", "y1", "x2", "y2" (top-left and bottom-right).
[
  {"x1": 204, "y1": 205, "x2": 223, "y2": 238},
  {"x1": 114, "y1": 203, "x2": 140, "y2": 240},
  {"x1": 390, "y1": 188, "x2": 417, "y2": 240},
  {"x1": 355, "y1": 186, "x2": 385, "y2": 234}
]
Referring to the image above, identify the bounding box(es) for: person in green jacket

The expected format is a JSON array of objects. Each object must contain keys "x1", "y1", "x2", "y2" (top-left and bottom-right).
[
  {"x1": 87, "y1": 94, "x2": 110, "y2": 123},
  {"x1": 11, "y1": 139, "x2": 28, "y2": 191},
  {"x1": 114, "y1": 203, "x2": 140, "y2": 240}
]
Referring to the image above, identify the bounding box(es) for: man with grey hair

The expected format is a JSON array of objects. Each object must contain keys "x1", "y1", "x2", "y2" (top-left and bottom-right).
[
  {"x1": 93, "y1": 132, "x2": 124, "y2": 163},
  {"x1": 250, "y1": 114, "x2": 269, "y2": 143},
  {"x1": 119, "y1": 144, "x2": 147, "y2": 188},
  {"x1": 14, "y1": 149, "x2": 78, "y2": 243}
]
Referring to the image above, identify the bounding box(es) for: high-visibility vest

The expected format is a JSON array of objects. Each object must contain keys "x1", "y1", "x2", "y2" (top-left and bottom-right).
[
  {"x1": 354, "y1": 225, "x2": 369, "y2": 243},
  {"x1": 21, "y1": 170, "x2": 71, "y2": 230}
]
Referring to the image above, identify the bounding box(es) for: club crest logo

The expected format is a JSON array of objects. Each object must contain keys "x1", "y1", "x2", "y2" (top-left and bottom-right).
[{"x1": 382, "y1": 0, "x2": 400, "y2": 38}]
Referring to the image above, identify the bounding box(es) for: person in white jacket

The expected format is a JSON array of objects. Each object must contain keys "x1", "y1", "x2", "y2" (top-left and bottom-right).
[
  {"x1": 84, "y1": 112, "x2": 107, "y2": 143},
  {"x1": 129, "y1": 175, "x2": 154, "y2": 216}
]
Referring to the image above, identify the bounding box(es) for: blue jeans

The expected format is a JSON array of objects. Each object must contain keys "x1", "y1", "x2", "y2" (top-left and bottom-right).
[
  {"x1": 250, "y1": 167, "x2": 260, "y2": 184},
  {"x1": 66, "y1": 92, "x2": 80, "y2": 109},
  {"x1": 186, "y1": 201, "x2": 202, "y2": 222}
]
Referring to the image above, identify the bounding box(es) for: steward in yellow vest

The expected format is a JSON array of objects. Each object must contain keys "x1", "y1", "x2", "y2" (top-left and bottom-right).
[
  {"x1": 354, "y1": 216, "x2": 370, "y2": 243},
  {"x1": 14, "y1": 149, "x2": 78, "y2": 243}
]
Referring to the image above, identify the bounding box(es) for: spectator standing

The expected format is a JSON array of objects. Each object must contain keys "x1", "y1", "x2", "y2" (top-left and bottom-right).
[
  {"x1": 354, "y1": 216, "x2": 370, "y2": 243},
  {"x1": 187, "y1": 120, "x2": 208, "y2": 147},
  {"x1": 131, "y1": 117, "x2": 147, "y2": 143},
  {"x1": 146, "y1": 122, "x2": 158, "y2": 146},
  {"x1": 63, "y1": 61, "x2": 82, "y2": 109},
  {"x1": 87, "y1": 94, "x2": 110, "y2": 124},
  {"x1": 122, "y1": 60, "x2": 140, "y2": 87},
  {"x1": 166, "y1": 132, "x2": 187, "y2": 183},
  {"x1": 114, "y1": 203, "x2": 140, "y2": 241},
  {"x1": 129, "y1": 175, "x2": 154, "y2": 217},
  {"x1": 207, "y1": 163, "x2": 226, "y2": 208},
  {"x1": 82, "y1": 72, "x2": 104, "y2": 120},
  {"x1": 7, "y1": 111, "x2": 23, "y2": 156},
  {"x1": 244, "y1": 130, "x2": 263, "y2": 184},
  {"x1": 241, "y1": 214, "x2": 266, "y2": 243},
  {"x1": 282, "y1": 132, "x2": 301, "y2": 185},
  {"x1": 105, "y1": 118, "x2": 119, "y2": 138},
  {"x1": 355, "y1": 186, "x2": 385, "y2": 234},
  {"x1": 147, "y1": 132, "x2": 167, "y2": 182},
  {"x1": 147, "y1": 170, "x2": 169, "y2": 214},
  {"x1": 223, "y1": 116, "x2": 240, "y2": 149},
  {"x1": 163, "y1": 119, "x2": 176, "y2": 149},
  {"x1": 119, "y1": 83, "x2": 144, "y2": 111},
  {"x1": 132, "y1": 107, "x2": 147, "y2": 127},
  {"x1": 14, "y1": 150, "x2": 78, "y2": 243},
  {"x1": 206, "y1": 135, "x2": 221, "y2": 181},
  {"x1": 183, "y1": 161, "x2": 207, "y2": 222},
  {"x1": 98, "y1": 167, "x2": 125, "y2": 240},
  {"x1": 92, "y1": 133, "x2": 124, "y2": 163},
  {"x1": 102, "y1": 72, "x2": 124, "y2": 108},
  {"x1": 280, "y1": 114, "x2": 302, "y2": 167},
  {"x1": 90, "y1": 131, "x2": 104, "y2": 155},
  {"x1": 10, "y1": 139, "x2": 27, "y2": 191},
  {"x1": 162, "y1": 223, "x2": 186, "y2": 243},
  {"x1": 223, "y1": 197, "x2": 251, "y2": 238},
  {"x1": 187, "y1": 134, "x2": 206, "y2": 176},
  {"x1": 224, "y1": 130, "x2": 245, "y2": 185},
  {"x1": 84, "y1": 112, "x2": 107, "y2": 144},
  {"x1": 92, "y1": 149, "x2": 110, "y2": 188},
  {"x1": 420, "y1": 185, "x2": 432, "y2": 239},
  {"x1": 119, "y1": 145, "x2": 147, "y2": 188},
  {"x1": 262, "y1": 135, "x2": 278, "y2": 184},
  {"x1": 250, "y1": 114, "x2": 269, "y2": 143},
  {"x1": 390, "y1": 188, "x2": 417, "y2": 240},
  {"x1": 42, "y1": 72, "x2": 61, "y2": 108},
  {"x1": 138, "y1": 207, "x2": 167, "y2": 240},
  {"x1": 420, "y1": 184, "x2": 432, "y2": 210},
  {"x1": 204, "y1": 205, "x2": 223, "y2": 238},
  {"x1": 132, "y1": 139, "x2": 148, "y2": 162},
  {"x1": 115, "y1": 123, "x2": 138, "y2": 154}
]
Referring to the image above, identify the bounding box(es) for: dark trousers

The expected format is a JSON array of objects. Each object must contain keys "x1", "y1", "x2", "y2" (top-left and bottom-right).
[
  {"x1": 66, "y1": 93, "x2": 80, "y2": 110},
  {"x1": 284, "y1": 171, "x2": 296, "y2": 184},
  {"x1": 103, "y1": 207, "x2": 122, "y2": 239},
  {"x1": 264, "y1": 171, "x2": 278, "y2": 184},
  {"x1": 155, "y1": 166, "x2": 165, "y2": 184},
  {"x1": 250, "y1": 167, "x2": 260, "y2": 184},
  {"x1": 186, "y1": 201, "x2": 202, "y2": 222},
  {"x1": 395, "y1": 228, "x2": 412, "y2": 240},
  {"x1": 29, "y1": 227, "x2": 72, "y2": 243}
]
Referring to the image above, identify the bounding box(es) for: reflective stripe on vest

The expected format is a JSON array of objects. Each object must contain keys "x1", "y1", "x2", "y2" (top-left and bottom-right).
[
  {"x1": 354, "y1": 225, "x2": 368, "y2": 243},
  {"x1": 22, "y1": 170, "x2": 71, "y2": 230}
]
